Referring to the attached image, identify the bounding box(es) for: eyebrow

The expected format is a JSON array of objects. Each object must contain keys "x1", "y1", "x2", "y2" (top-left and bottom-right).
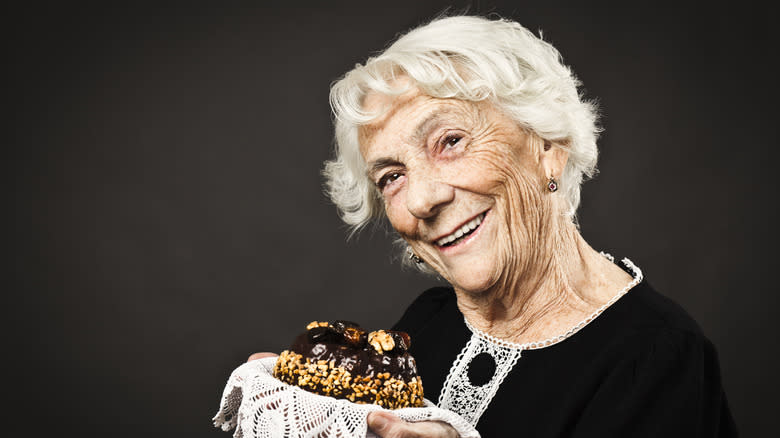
[
  {"x1": 408, "y1": 110, "x2": 452, "y2": 145},
  {"x1": 367, "y1": 157, "x2": 403, "y2": 180}
]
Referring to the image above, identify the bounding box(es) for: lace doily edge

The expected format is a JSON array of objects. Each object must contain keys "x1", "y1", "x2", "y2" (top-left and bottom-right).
[{"x1": 213, "y1": 356, "x2": 480, "y2": 438}]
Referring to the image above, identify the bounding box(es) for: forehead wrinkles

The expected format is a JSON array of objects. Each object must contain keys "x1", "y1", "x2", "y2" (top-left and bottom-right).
[
  {"x1": 358, "y1": 90, "x2": 422, "y2": 153},
  {"x1": 360, "y1": 96, "x2": 487, "y2": 153}
]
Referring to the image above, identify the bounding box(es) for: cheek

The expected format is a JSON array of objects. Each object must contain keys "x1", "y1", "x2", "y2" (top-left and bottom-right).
[
  {"x1": 456, "y1": 145, "x2": 551, "y2": 265},
  {"x1": 495, "y1": 158, "x2": 553, "y2": 274},
  {"x1": 450, "y1": 142, "x2": 542, "y2": 199}
]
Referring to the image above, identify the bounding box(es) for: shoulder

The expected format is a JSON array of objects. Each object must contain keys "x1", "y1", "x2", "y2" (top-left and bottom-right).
[
  {"x1": 391, "y1": 286, "x2": 456, "y2": 335},
  {"x1": 600, "y1": 279, "x2": 706, "y2": 340},
  {"x1": 572, "y1": 281, "x2": 736, "y2": 430},
  {"x1": 583, "y1": 279, "x2": 723, "y2": 374},
  {"x1": 573, "y1": 292, "x2": 737, "y2": 436}
]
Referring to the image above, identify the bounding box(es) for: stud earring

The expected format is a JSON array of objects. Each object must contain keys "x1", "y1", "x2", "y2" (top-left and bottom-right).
[{"x1": 547, "y1": 177, "x2": 558, "y2": 192}]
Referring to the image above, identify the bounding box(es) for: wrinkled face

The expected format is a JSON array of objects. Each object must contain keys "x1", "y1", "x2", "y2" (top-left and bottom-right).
[{"x1": 360, "y1": 88, "x2": 560, "y2": 294}]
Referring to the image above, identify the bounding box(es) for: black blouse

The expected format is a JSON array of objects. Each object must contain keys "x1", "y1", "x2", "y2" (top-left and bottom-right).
[{"x1": 392, "y1": 278, "x2": 738, "y2": 437}]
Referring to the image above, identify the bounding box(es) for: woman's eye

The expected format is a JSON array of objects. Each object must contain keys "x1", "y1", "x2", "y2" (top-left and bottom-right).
[
  {"x1": 441, "y1": 134, "x2": 463, "y2": 149},
  {"x1": 377, "y1": 172, "x2": 403, "y2": 190}
]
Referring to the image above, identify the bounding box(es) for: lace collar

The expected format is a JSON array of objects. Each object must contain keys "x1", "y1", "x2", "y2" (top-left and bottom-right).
[{"x1": 463, "y1": 255, "x2": 643, "y2": 350}]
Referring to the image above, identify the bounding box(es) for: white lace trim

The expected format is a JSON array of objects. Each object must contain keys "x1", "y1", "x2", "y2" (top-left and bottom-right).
[
  {"x1": 213, "y1": 356, "x2": 481, "y2": 438},
  {"x1": 437, "y1": 255, "x2": 643, "y2": 426}
]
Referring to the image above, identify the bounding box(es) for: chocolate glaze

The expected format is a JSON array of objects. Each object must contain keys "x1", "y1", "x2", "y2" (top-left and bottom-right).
[{"x1": 290, "y1": 333, "x2": 418, "y2": 379}]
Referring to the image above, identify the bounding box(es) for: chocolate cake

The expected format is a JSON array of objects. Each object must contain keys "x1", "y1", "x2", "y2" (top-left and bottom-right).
[{"x1": 272, "y1": 320, "x2": 424, "y2": 409}]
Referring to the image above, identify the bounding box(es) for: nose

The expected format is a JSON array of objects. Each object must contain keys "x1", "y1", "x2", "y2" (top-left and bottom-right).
[{"x1": 405, "y1": 172, "x2": 455, "y2": 219}]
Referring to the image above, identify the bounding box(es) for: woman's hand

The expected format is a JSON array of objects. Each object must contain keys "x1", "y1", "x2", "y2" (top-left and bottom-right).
[
  {"x1": 247, "y1": 352, "x2": 278, "y2": 361},
  {"x1": 246, "y1": 354, "x2": 459, "y2": 437},
  {"x1": 367, "y1": 411, "x2": 460, "y2": 438}
]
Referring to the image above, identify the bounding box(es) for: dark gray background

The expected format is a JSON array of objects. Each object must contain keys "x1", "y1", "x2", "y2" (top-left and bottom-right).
[{"x1": 7, "y1": 1, "x2": 777, "y2": 437}]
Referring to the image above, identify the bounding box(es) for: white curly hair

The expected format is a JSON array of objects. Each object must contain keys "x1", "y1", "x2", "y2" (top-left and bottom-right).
[{"x1": 324, "y1": 15, "x2": 600, "y2": 237}]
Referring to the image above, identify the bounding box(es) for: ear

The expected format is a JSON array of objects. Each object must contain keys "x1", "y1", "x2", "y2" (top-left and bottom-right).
[{"x1": 540, "y1": 140, "x2": 569, "y2": 181}]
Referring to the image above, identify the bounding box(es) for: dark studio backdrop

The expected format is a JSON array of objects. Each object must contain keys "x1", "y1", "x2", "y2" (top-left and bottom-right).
[{"x1": 7, "y1": 1, "x2": 778, "y2": 437}]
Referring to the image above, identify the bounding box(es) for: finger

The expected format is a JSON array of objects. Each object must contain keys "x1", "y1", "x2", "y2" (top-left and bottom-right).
[
  {"x1": 368, "y1": 412, "x2": 460, "y2": 438},
  {"x1": 403, "y1": 421, "x2": 459, "y2": 438},
  {"x1": 416, "y1": 421, "x2": 459, "y2": 438},
  {"x1": 367, "y1": 411, "x2": 406, "y2": 437},
  {"x1": 247, "y1": 352, "x2": 278, "y2": 362}
]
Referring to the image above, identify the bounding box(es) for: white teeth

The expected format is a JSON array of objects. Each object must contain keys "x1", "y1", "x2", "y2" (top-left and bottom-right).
[{"x1": 436, "y1": 213, "x2": 485, "y2": 246}]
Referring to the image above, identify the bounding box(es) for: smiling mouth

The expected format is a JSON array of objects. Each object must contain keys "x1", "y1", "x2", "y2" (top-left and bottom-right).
[{"x1": 435, "y1": 212, "x2": 487, "y2": 247}]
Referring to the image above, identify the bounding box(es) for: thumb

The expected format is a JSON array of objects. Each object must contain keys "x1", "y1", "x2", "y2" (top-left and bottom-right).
[
  {"x1": 247, "y1": 352, "x2": 278, "y2": 362},
  {"x1": 367, "y1": 411, "x2": 404, "y2": 436}
]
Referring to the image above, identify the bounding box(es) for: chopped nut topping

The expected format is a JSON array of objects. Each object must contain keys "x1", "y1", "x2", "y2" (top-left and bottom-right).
[
  {"x1": 273, "y1": 348, "x2": 424, "y2": 409},
  {"x1": 274, "y1": 320, "x2": 423, "y2": 409},
  {"x1": 368, "y1": 330, "x2": 395, "y2": 354},
  {"x1": 306, "y1": 321, "x2": 330, "y2": 330}
]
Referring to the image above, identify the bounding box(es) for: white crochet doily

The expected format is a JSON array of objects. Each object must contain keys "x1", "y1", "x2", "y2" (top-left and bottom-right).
[{"x1": 213, "y1": 356, "x2": 480, "y2": 438}]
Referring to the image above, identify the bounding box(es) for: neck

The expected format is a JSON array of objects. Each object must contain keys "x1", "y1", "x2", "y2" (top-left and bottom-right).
[{"x1": 454, "y1": 217, "x2": 633, "y2": 344}]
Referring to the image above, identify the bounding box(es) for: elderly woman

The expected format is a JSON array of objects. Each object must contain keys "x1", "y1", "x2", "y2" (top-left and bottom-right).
[{"x1": 249, "y1": 15, "x2": 736, "y2": 437}]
